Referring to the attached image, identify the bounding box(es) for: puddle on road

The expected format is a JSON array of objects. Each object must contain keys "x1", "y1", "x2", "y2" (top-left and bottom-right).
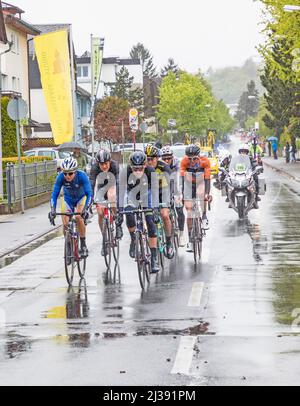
[{"x1": 0, "y1": 228, "x2": 63, "y2": 270}]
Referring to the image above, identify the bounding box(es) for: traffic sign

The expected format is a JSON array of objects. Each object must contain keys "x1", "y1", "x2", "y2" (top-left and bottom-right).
[
  {"x1": 7, "y1": 98, "x2": 28, "y2": 121},
  {"x1": 129, "y1": 109, "x2": 138, "y2": 132},
  {"x1": 168, "y1": 119, "x2": 177, "y2": 128}
]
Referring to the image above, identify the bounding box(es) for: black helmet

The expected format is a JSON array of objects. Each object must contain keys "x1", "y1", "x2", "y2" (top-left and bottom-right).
[
  {"x1": 155, "y1": 141, "x2": 163, "y2": 150},
  {"x1": 96, "y1": 149, "x2": 111, "y2": 164},
  {"x1": 130, "y1": 151, "x2": 147, "y2": 167},
  {"x1": 185, "y1": 144, "x2": 201, "y2": 157},
  {"x1": 145, "y1": 144, "x2": 159, "y2": 158}
]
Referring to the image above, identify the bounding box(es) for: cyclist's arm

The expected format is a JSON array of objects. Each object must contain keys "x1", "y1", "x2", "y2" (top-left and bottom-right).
[
  {"x1": 202, "y1": 158, "x2": 211, "y2": 195},
  {"x1": 89, "y1": 164, "x2": 99, "y2": 195},
  {"x1": 50, "y1": 173, "x2": 64, "y2": 210},
  {"x1": 81, "y1": 172, "x2": 93, "y2": 209}
]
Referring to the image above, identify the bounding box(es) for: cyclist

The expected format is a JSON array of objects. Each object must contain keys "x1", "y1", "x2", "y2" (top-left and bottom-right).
[
  {"x1": 180, "y1": 145, "x2": 212, "y2": 253},
  {"x1": 161, "y1": 145, "x2": 186, "y2": 247},
  {"x1": 120, "y1": 151, "x2": 160, "y2": 274},
  {"x1": 49, "y1": 157, "x2": 93, "y2": 259},
  {"x1": 89, "y1": 150, "x2": 123, "y2": 256},
  {"x1": 145, "y1": 144, "x2": 174, "y2": 259}
]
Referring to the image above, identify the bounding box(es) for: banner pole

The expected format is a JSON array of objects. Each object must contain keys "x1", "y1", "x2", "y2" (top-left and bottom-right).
[{"x1": 69, "y1": 26, "x2": 77, "y2": 143}]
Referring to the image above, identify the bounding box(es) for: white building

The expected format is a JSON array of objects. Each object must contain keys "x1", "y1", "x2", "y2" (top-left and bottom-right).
[
  {"x1": 76, "y1": 52, "x2": 143, "y2": 99},
  {"x1": 0, "y1": 3, "x2": 39, "y2": 109}
]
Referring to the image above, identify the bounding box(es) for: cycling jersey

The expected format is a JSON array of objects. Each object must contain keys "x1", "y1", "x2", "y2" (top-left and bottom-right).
[
  {"x1": 89, "y1": 160, "x2": 119, "y2": 193},
  {"x1": 51, "y1": 170, "x2": 93, "y2": 210},
  {"x1": 180, "y1": 156, "x2": 211, "y2": 180}
]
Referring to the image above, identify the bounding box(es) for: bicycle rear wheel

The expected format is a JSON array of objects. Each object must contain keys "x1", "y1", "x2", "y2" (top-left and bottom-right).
[
  {"x1": 64, "y1": 233, "x2": 77, "y2": 286},
  {"x1": 78, "y1": 257, "x2": 87, "y2": 279},
  {"x1": 103, "y1": 220, "x2": 112, "y2": 269},
  {"x1": 192, "y1": 219, "x2": 202, "y2": 264}
]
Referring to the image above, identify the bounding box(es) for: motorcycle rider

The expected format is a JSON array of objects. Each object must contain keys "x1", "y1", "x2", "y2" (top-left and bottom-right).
[
  {"x1": 217, "y1": 150, "x2": 232, "y2": 203},
  {"x1": 238, "y1": 143, "x2": 261, "y2": 209}
]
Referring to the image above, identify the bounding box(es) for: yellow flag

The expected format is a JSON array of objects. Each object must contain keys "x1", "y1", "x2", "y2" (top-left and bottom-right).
[{"x1": 34, "y1": 30, "x2": 74, "y2": 145}]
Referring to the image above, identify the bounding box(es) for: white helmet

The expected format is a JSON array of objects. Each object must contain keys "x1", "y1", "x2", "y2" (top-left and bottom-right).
[
  {"x1": 61, "y1": 157, "x2": 78, "y2": 173},
  {"x1": 239, "y1": 144, "x2": 250, "y2": 155},
  {"x1": 219, "y1": 150, "x2": 231, "y2": 162},
  {"x1": 161, "y1": 146, "x2": 173, "y2": 157}
]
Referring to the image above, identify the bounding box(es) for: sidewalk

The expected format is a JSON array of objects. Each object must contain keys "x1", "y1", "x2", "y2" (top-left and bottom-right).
[
  {"x1": 263, "y1": 157, "x2": 300, "y2": 183},
  {"x1": 0, "y1": 202, "x2": 58, "y2": 258}
]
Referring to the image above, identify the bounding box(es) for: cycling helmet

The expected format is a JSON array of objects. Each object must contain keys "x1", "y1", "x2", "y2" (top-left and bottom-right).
[
  {"x1": 61, "y1": 157, "x2": 78, "y2": 173},
  {"x1": 161, "y1": 146, "x2": 173, "y2": 157},
  {"x1": 145, "y1": 144, "x2": 159, "y2": 158},
  {"x1": 130, "y1": 151, "x2": 147, "y2": 167},
  {"x1": 239, "y1": 144, "x2": 250, "y2": 155},
  {"x1": 96, "y1": 149, "x2": 111, "y2": 164},
  {"x1": 155, "y1": 141, "x2": 163, "y2": 150},
  {"x1": 185, "y1": 144, "x2": 201, "y2": 157}
]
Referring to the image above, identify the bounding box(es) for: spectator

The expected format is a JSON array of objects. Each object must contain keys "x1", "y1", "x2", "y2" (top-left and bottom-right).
[
  {"x1": 272, "y1": 140, "x2": 278, "y2": 160},
  {"x1": 285, "y1": 142, "x2": 290, "y2": 163},
  {"x1": 290, "y1": 142, "x2": 297, "y2": 164},
  {"x1": 73, "y1": 147, "x2": 88, "y2": 171},
  {"x1": 268, "y1": 141, "x2": 272, "y2": 157}
]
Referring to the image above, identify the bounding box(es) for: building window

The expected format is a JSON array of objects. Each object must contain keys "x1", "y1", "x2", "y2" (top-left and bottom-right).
[
  {"x1": 82, "y1": 66, "x2": 89, "y2": 77},
  {"x1": 11, "y1": 33, "x2": 19, "y2": 54},
  {"x1": 1, "y1": 74, "x2": 7, "y2": 91},
  {"x1": 77, "y1": 66, "x2": 82, "y2": 77},
  {"x1": 12, "y1": 77, "x2": 17, "y2": 91}
]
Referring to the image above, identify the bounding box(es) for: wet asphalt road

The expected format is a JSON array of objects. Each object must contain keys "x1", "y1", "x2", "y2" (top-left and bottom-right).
[{"x1": 1, "y1": 154, "x2": 300, "y2": 386}]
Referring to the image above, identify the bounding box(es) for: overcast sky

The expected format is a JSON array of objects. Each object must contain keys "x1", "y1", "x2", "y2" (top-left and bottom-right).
[{"x1": 15, "y1": 0, "x2": 264, "y2": 72}]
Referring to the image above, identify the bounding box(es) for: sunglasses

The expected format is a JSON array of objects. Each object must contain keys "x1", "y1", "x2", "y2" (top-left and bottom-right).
[
  {"x1": 132, "y1": 167, "x2": 144, "y2": 172},
  {"x1": 64, "y1": 172, "x2": 75, "y2": 177},
  {"x1": 163, "y1": 156, "x2": 173, "y2": 161},
  {"x1": 188, "y1": 157, "x2": 199, "y2": 161},
  {"x1": 147, "y1": 157, "x2": 156, "y2": 162}
]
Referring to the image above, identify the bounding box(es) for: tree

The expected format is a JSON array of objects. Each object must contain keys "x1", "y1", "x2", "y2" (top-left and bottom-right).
[
  {"x1": 130, "y1": 43, "x2": 157, "y2": 78},
  {"x1": 110, "y1": 66, "x2": 144, "y2": 112},
  {"x1": 2, "y1": 97, "x2": 17, "y2": 157},
  {"x1": 235, "y1": 81, "x2": 259, "y2": 128},
  {"x1": 161, "y1": 58, "x2": 179, "y2": 78},
  {"x1": 94, "y1": 97, "x2": 131, "y2": 145},
  {"x1": 157, "y1": 72, "x2": 214, "y2": 135}
]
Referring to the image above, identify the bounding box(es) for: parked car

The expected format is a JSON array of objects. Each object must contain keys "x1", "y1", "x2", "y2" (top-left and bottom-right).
[{"x1": 24, "y1": 148, "x2": 71, "y2": 171}]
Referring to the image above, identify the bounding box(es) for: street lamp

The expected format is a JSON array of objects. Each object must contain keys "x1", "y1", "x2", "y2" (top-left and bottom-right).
[{"x1": 283, "y1": 5, "x2": 300, "y2": 12}]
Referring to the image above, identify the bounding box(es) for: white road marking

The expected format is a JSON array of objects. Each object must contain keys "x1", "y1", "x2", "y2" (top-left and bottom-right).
[
  {"x1": 171, "y1": 336, "x2": 197, "y2": 375},
  {"x1": 188, "y1": 282, "x2": 204, "y2": 307}
]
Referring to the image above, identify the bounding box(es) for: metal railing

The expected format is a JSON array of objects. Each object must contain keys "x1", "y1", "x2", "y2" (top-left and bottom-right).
[{"x1": 4, "y1": 161, "x2": 57, "y2": 209}]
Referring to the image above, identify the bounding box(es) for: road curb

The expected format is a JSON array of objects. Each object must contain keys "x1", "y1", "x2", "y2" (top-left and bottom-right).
[
  {"x1": 0, "y1": 225, "x2": 62, "y2": 259},
  {"x1": 264, "y1": 161, "x2": 300, "y2": 184}
]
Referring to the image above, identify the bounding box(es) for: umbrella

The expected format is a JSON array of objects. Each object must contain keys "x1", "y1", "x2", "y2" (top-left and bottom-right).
[
  {"x1": 268, "y1": 137, "x2": 278, "y2": 142},
  {"x1": 57, "y1": 142, "x2": 84, "y2": 151}
]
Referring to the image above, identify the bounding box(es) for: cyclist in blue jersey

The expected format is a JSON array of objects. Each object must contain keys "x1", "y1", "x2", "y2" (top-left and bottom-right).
[{"x1": 49, "y1": 157, "x2": 93, "y2": 258}]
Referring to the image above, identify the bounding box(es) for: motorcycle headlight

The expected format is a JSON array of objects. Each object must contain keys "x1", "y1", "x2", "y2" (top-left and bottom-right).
[
  {"x1": 241, "y1": 179, "x2": 250, "y2": 187},
  {"x1": 230, "y1": 179, "x2": 240, "y2": 188}
]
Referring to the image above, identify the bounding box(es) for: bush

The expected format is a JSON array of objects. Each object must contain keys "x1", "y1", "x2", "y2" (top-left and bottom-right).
[
  {"x1": 2, "y1": 156, "x2": 52, "y2": 170},
  {"x1": 2, "y1": 97, "x2": 18, "y2": 157}
]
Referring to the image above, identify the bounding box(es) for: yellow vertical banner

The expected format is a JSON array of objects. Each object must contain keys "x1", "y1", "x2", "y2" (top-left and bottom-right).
[{"x1": 34, "y1": 30, "x2": 74, "y2": 145}]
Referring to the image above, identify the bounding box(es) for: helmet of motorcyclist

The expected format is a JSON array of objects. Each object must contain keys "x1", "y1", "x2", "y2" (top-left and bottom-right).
[
  {"x1": 61, "y1": 157, "x2": 78, "y2": 173},
  {"x1": 96, "y1": 149, "x2": 111, "y2": 164},
  {"x1": 130, "y1": 151, "x2": 147, "y2": 167},
  {"x1": 145, "y1": 144, "x2": 159, "y2": 158},
  {"x1": 185, "y1": 144, "x2": 201, "y2": 157},
  {"x1": 238, "y1": 144, "x2": 250, "y2": 155}
]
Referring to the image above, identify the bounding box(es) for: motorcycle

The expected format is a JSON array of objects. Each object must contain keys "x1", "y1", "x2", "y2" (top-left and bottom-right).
[{"x1": 219, "y1": 155, "x2": 264, "y2": 220}]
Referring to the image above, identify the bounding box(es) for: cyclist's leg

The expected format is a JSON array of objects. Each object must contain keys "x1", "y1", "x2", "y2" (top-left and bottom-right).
[
  {"x1": 96, "y1": 204, "x2": 105, "y2": 233},
  {"x1": 160, "y1": 207, "x2": 174, "y2": 259},
  {"x1": 176, "y1": 205, "x2": 186, "y2": 246},
  {"x1": 76, "y1": 197, "x2": 88, "y2": 256},
  {"x1": 62, "y1": 198, "x2": 73, "y2": 265},
  {"x1": 145, "y1": 212, "x2": 159, "y2": 273},
  {"x1": 108, "y1": 186, "x2": 123, "y2": 238},
  {"x1": 125, "y1": 206, "x2": 136, "y2": 258}
]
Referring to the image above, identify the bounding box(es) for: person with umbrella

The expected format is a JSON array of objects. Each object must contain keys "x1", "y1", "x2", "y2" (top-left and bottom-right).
[{"x1": 57, "y1": 142, "x2": 88, "y2": 172}]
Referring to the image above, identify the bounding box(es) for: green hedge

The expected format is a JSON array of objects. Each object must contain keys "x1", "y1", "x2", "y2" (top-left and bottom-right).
[
  {"x1": 2, "y1": 156, "x2": 52, "y2": 171},
  {"x1": 2, "y1": 97, "x2": 18, "y2": 157}
]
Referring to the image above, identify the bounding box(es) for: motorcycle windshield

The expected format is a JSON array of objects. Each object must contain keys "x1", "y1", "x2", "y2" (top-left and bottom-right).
[{"x1": 229, "y1": 155, "x2": 252, "y2": 174}]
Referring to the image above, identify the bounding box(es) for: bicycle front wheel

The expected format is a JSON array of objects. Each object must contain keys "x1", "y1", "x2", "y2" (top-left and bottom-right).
[
  {"x1": 103, "y1": 220, "x2": 112, "y2": 269},
  {"x1": 136, "y1": 234, "x2": 150, "y2": 290},
  {"x1": 64, "y1": 233, "x2": 76, "y2": 286},
  {"x1": 192, "y1": 219, "x2": 202, "y2": 264},
  {"x1": 112, "y1": 224, "x2": 120, "y2": 264}
]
